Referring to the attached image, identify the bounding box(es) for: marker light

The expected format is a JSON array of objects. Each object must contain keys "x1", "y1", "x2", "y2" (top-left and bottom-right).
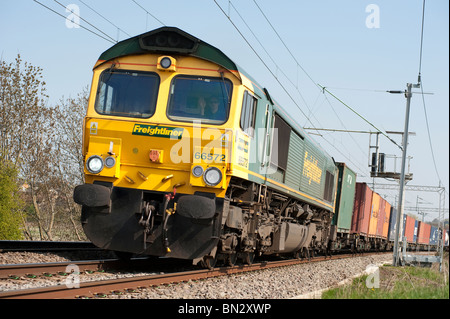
[
  {"x1": 157, "y1": 56, "x2": 176, "y2": 71},
  {"x1": 86, "y1": 155, "x2": 104, "y2": 174},
  {"x1": 105, "y1": 156, "x2": 116, "y2": 168},
  {"x1": 160, "y1": 57, "x2": 172, "y2": 69},
  {"x1": 203, "y1": 167, "x2": 222, "y2": 186},
  {"x1": 192, "y1": 165, "x2": 204, "y2": 177}
]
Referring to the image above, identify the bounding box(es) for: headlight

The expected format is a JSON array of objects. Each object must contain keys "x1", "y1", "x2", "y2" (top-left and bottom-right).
[
  {"x1": 203, "y1": 167, "x2": 222, "y2": 186},
  {"x1": 86, "y1": 155, "x2": 104, "y2": 174},
  {"x1": 192, "y1": 165, "x2": 204, "y2": 177}
]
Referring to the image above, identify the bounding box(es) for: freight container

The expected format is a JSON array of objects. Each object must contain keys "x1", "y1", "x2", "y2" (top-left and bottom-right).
[
  {"x1": 332, "y1": 163, "x2": 356, "y2": 233},
  {"x1": 416, "y1": 221, "x2": 422, "y2": 244},
  {"x1": 404, "y1": 215, "x2": 412, "y2": 243},
  {"x1": 414, "y1": 219, "x2": 418, "y2": 242},
  {"x1": 388, "y1": 209, "x2": 407, "y2": 242},
  {"x1": 388, "y1": 207, "x2": 397, "y2": 241},
  {"x1": 403, "y1": 214, "x2": 407, "y2": 239},
  {"x1": 368, "y1": 192, "x2": 380, "y2": 236},
  {"x1": 430, "y1": 229, "x2": 449, "y2": 246},
  {"x1": 376, "y1": 197, "x2": 386, "y2": 238},
  {"x1": 351, "y1": 183, "x2": 373, "y2": 236},
  {"x1": 417, "y1": 221, "x2": 431, "y2": 245},
  {"x1": 445, "y1": 230, "x2": 449, "y2": 247},
  {"x1": 429, "y1": 226, "x2": 439, "y2": 245},
  {"x1": 382, "y1": 201, "x2": 391, "y2": 239},
  {"x1": 404, "y1": 215, "x2": 418, "y2": 243}
]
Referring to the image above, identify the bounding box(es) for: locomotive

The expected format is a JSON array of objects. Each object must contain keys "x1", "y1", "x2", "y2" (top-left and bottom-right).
[
  {"x1": 73, "y1": 26, "x2": 340, "y2": 267},
  {"x1": 78, "y1": 26, "x2": 450, "y2": 269}
]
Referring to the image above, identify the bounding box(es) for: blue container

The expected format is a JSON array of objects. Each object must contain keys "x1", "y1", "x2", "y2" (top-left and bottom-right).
[
  {"x1": 387, "y1": 209, "x2": 408, "y2": 242},
  {"x1": 388, "y1": 207, "x2": 397, "y2": 242},
  {"x1": 429, "y1": 226, "x2": 439, "y2": 245},
  {"x1": 413, "y1": 219, "x2": 418, "y2": 243}
]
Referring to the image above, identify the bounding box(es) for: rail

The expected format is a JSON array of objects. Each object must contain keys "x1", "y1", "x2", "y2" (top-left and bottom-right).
[{"x1": 0, "y1": 253, "x2": 383, "y2": 299}]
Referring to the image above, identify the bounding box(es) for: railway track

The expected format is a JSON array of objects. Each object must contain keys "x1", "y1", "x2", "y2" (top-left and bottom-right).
[
  {"x1": 0, "y1": 253, "x2": 371, "y2": 299},
  {"x1": 0, "y1": 259, "x2": 126, "y2": 279},
  {"x1": 0, "y1": 240, "x2": 98, "y2": 252}
]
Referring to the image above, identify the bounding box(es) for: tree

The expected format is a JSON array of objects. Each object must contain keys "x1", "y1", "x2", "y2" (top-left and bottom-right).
[
  {"x1": 52, "y1": 88, "x2": 89, "y2": 240},
  {"x1": 1, "y1": 54, "x2": 89, "y2": 241},
  {"x1": 0, "y1": 54, "x2": 49, "y2": 167},
  {"x1": 1, "y1": 54, "x2": 55, "y2": 239},
  {"x1": 0, "y1": 55, "x2": 89, "y2": 240},
  {"x1": 54, "y1": 87, "x2": 89, "y2": 186}
]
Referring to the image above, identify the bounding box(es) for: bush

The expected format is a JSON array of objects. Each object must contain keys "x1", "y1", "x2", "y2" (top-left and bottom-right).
[{"x1": 0, "y1": 160, "x2": 24, "y2": 240}]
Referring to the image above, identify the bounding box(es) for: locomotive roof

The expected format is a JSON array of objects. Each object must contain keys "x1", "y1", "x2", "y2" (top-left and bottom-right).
[{"x1": 96, "y1": 26, "x2": 242, "y2": 78}]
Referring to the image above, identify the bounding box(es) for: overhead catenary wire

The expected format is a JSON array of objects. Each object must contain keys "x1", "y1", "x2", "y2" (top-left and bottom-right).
[
  {"x1": 254, "y1": 1, "x2": 408, "y2": 152},
  {"x1": 420, "y1": 81, "x2": 443, "y2": 187},
  {"x1": 230, "y1": 0, "x2": 364, "y2": 162},
  {"x1": 78, "y1": 0, "x2": 132, "y2": 39},
  {"x1": 250, "y1": 0, "x2": 403, "y2": 153},
  {"x1": 213, "y1": 1, "x2": 313, "y2": 126},
  {"x1": 226, "y1": 2, "x2": 318, "y2": 128},
  {"x1": 319, "y1": 85, "x2": 403, "y2": 150},
  {"x1": 320, "y1": 86, "x2": 391, "y2": 93},
  {"x1": 416, "y1": 0, "x2": 443, "y2": 188},
  {"x1": 252, "y1": 0, "x2": 318, "y2": 90},
  {"x1": 215, "y1": 1, "x2": 369, "y2": 177},
  {"x1": 52, "y1": 0, "x2": 117, "y2": 43},
  {"x1": 231, "y1": 1, "x2": 391, "y2": 171},
  {"x1": 33, "y1": 0, "x2": 116, "y2": 44},
  {"x1": 321, "y1": 93, "x2": 368, "y2": 157},
  {"x1": 418, "y1": 0, "x2": 426, "y2": 82},
  {"x1": 131, "y1": 0, "x2": 165, "y2": 27}
]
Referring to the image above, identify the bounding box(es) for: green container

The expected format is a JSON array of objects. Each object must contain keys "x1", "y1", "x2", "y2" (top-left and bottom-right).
[{"x1": 332, "y1": 162, "x2": 357, "y2": 232}]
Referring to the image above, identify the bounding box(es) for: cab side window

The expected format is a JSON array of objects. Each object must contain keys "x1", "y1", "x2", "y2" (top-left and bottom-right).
[{"x1": 240, "y1": 91, "x2": 257, "y2": 137}]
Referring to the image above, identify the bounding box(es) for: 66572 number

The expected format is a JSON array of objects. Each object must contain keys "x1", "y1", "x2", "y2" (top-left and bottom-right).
[{"x1": 194, "y1": 152, "x2": 225, "y2": 162}]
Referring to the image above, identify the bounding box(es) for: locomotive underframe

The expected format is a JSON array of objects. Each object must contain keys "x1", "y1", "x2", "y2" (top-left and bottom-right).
[
  {"x1": 221, "y1": 177, "x2": 335, "y2": 262},
  {"x1": 76, "y1": 181, "x2": 223, "y2": 260},
  {"x1": 75, "y1": 175, "x2": 339, "y2": 266}
]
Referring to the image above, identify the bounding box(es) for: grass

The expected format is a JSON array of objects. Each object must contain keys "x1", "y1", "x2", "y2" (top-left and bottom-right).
[{"x1": 322, "y1": 253, "x2": 449, "y2": 299}]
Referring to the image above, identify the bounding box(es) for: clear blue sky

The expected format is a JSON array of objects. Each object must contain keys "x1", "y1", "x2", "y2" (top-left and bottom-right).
[{"x1": 1, "y1": 0, "x2": 448, "y2": 220}]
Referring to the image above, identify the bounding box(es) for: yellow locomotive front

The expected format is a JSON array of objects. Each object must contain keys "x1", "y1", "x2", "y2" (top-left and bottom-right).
[{"x1": 74, "y1": 27, "x2": 243, "y2": 261}]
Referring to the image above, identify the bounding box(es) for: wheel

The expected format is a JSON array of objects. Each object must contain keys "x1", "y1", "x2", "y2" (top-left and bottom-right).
[
  {"x1": 244, "y1": 252, "x2": 255, "y2": 265},
  {"x1": 202, "y1": 256, "x2": 217, "y2": 270},
  {"x1": 227, "y1": 253, "x2": 237, "y2": 266},
  {"x1": 301, "y1": 248, "x2": 311, "y2": 261}
]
